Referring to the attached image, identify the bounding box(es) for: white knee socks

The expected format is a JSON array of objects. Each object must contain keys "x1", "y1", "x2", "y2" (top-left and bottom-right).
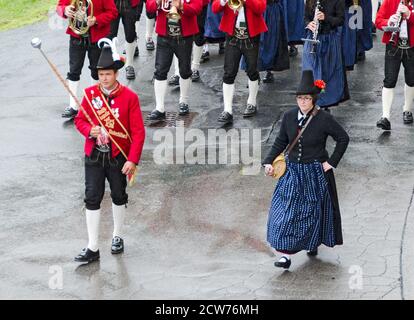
[
  {"x1": 154, "y1": 79, "x2": 168, "y2": 113},
  {"x1": 146, "y1": 17, "x2": 155, "y2": 41},
  {"x1": 112, "y1": 203, "x2": 126, "y2": 239},
  {"x1": 191, "y1": 44, "x2": 204, "y2": 71},
  {"x1": 403, "y1": 84, "x2": 414, "y2": 112},
  {"x1": 382, "y1": 87, "x2": 394, "y2": 119},
  {"x1": 372, "y1": 0, "x2": 379, "y2": 23},
  {"x1": 179, "y1": 77, "x2": 191, "y2": 104},
  {"x1": 86, "y1": 209, "x2": 101, "y2": 252},
  {"x1": 223, "y1": 83, "x2": 235, "y2": 114},
  {"x1": 125, "y1": 41, "x2": 136, "y2": 68},
  {"x1": 68, "y1": 80, "x2": 80, "y2": 110},
  {"x1": 247, "y1": 79, "x2": 259, "y2": 106}
]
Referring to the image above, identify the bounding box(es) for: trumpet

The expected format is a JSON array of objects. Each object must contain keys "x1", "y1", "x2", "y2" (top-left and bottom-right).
[
  {"x1": 301, "y1": 0, "x2": 321, "y2": 54},
  {"x1": 228, "y1": 0, "x2": 244, "y2": 11},
  {"x1": 68, "y1": 0, "x2": 94, "y2": 36},
  {"x1": 161, "y1": 0, "x2": 181, "y2": 21}
]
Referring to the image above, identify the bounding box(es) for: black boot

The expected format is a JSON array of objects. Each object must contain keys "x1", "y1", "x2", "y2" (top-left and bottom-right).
[
  {"x1": 74, "y1": 248, "x2": 100, "y2": 263},
  {"x1": 376, "y1": 117, "x2": 391, "y2": 130},
  {"x1": 111, "y1": 236, "x2": 124, "y2": 254},
  {"x1": 403, "y1": 111, "x2": 414, "y2": 124},
  {"x1": 62, "y1": 106, "x2": 78, "y2": 119}
]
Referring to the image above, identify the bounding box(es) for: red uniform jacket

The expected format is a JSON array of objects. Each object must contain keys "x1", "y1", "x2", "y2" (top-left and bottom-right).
[
  {"x1": 75, "y1": 84, "x2": 146, "y2": 165},
  {"x1": 56, "y1": 0, "x2": 118, "y2": 44},
  {"x1": 376, "y1": 0, "x2": 414, "y2": 47},
  {"x1": 146, "y1": 0, "x2": 203, "y2": 37},
  {"x1": 212, "y1": 0, "x2": 267, "y2": 37}
]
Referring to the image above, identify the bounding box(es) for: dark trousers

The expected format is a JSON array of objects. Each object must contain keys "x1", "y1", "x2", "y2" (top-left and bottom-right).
[
  {"x1": 109, "y1": 0, "x2": 137, "y2": 43},
  {"x1": 384, "y1": 44, "x2": 414, "y2": 88},
  {"x1": 154, "y1": 35, "x2": 193, "y2": 80},
  {"x1": 67, "y1": 36, "x2": 101, "y2": 81},
  {"x1": 223, "y1": 35, "x2": 260, "y2": 84},
  {"x1": 194, "y1": 6, "x2": 208, "y2": 47},
  {"x1": 84, "y1": 149, "x2": 128, "y2": 210}
]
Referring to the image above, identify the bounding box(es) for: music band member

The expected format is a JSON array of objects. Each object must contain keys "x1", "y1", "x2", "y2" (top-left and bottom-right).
[
  {"x1": 57, "y1": 0, "x2": 118, "y2": 119},
  {"x1": 73, "y1": 40, "x2": 145, "y2": 263},
  {"x1": 376, "y1": 0, "x2": 414, "y2": 130},
  {"x1": 213, "y1": 0, "x2": 268, "y2": 124},
  {"x1": 146, "y1": 0, "x2": 203, "y2": 123},
  {"x1": 303, "y1": 0, "x2": 349, "y2": 109},
  {"x1": 110, "y1": 0, "x2": 141, "y2": 80}
]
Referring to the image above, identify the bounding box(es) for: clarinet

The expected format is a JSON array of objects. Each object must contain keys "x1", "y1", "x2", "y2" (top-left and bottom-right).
[
  {"x1": 302, "y1": 0, "x2": 322, "y2": 54},
  {"x1": 387, "y1": 0, "x2": 408, "y2": 46}
]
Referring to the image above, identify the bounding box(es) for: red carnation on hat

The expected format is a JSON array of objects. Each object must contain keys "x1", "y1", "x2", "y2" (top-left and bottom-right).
[{"x1": 314, "y1": 80, "x2": 326, "y2": 93}]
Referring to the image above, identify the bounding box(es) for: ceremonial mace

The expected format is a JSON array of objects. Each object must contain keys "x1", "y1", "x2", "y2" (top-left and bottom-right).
[{"x1": 31, "y1": 37, "x2": 136, "y2": 186}]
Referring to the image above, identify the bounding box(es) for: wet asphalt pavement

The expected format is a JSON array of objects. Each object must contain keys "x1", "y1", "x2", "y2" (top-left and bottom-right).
[{"x1": 0, "y1": 15, "x2": 414, "y2": 300}]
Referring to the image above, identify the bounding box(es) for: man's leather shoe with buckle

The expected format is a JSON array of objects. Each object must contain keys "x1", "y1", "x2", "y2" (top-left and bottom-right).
[
  {"x1": 62, "y1": 106, "x2": 78, "y2": 119},
  {"x1": 217, "y1": 111, "x2": 233, "y2": 124},
  {"x1": 111, "y1": 236, "x2": 124, "y2": 254},
  {"x1": 147, "y1": 109, "x2": 166, "y2": 123},
  {"x1": 168, "y1": 75, "x2": 179, "y2": 86},
  {"x1": 243, "y1": 104, "x2": 257, "y2": 117},
  {"x1": 126, "y1": 66, "x2": 136, "y2": 80},
  {"x1": 146, "y1": 39, "x2": 155, "y2": 51},
  {"x1": 74, "y1": 248, "x2": 100, "y2": 263},
  {"x1": 403, "y1": 111, "x2": 413, "y2": 124},
  {"x1": 178, "y1": 103, "x2": 189, "y2": 115},
  {"x1": 376, "y1": 117, "x2": 391, "y2": 130},
  {"x1": 191, "y1": 70, "x2": 200, "y2": 82},
  {"x1": 307, "y1": 249, "x2": 318, "y2": 256}
]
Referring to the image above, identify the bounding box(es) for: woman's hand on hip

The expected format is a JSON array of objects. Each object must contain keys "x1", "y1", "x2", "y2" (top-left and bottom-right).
[{"x1": 322, "y1": 161, "x2": 333, "y2": 172}]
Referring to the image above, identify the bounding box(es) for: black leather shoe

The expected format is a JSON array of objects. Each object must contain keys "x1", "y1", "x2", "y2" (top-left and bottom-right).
[
  {"x1": 219, "y1": 42, "x2": 225, "y2": 55},
  {"x1": 274, "y1": 257, "x2": 291, "y2": 269},
  {"x1": 403, "y1": 111, "x2": 413, "y2": 124},
  {"x1": 307, "y1": 249, "x2": 318, "y2": 256},
  {"x1": 147, "y1": 109, "x2": 166, "y2": 122},
  {"x1": 62, "y1": 106, "x2": 78, "y2": 118},
  {"x1": 168, "y1": 75, "x2": 180, "y2": 86},
  {"x1": 191, "y1": 70, "x2": 200, "y2": 82},
  {"x1": 146, "y1": 39, "x2": 155, "y2": 51},
  {"x1": 201, "y1": 50, "x2": 210, "y2": 62},
  {"x1": 74, "y1": 248, "x2": 100, "y2": 263},
  {"x1": 126, "y1": 66, "x2": 136, "y2": 80},
  {"x1": 243, "y1": 104, "x2": 257, "y2": 117},
  {"x1": 111, "y1": 236, "x2": 124, "y2": 254},
  {"x1": 178, "y1": 103, "x2": 190, "y2": 115},
  {"x1": 263, "y1": 71, "x2": 274, "y2": 83},
  {"x1": 217, "y1": 111, "x2": 233, "y2": 124},
  {"x1": 376, "y1": 117, "x2": 391, "y2": 130},
  {"x1": 289, "y1": 46, "x2": 298, "y2": 57}
]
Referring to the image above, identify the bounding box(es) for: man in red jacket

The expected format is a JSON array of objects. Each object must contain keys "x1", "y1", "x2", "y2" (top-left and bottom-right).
[
  {"x1": 74, "y1": 39, "x2": 145, "y2": 263},
  {"x1": 376, "y1": 0, "x2": 414, "y2": 130},
  {"x1": 213, "y1": 0, "x2": 267, "y2": 124},
  {"x1": 109, "y1": 0, "x2": 141, "y2": 80},
  {"x1": 56, "y1": 0, "x2": 118, "y2": 119},
  {"x1": 146, "y1": 0, "x2": 203, "y2": 123}
]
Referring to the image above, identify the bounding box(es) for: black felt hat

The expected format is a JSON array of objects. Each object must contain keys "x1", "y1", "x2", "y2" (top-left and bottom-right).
[
  {"x1": 296, "y1": 70, "x2": 323, "y2": 95},
  {"x1": 96, "y1": 38, "x2": 125, "y2": 70}
]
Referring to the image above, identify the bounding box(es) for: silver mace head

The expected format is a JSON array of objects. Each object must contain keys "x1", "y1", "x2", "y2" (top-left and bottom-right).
[{"x1": 31, "y1": 37, "x2": 42, "y2": 49}]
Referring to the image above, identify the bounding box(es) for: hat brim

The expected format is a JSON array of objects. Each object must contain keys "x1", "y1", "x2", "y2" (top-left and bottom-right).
[
  {"x1": 295, "y1": 86, "x2": 322, "y2": 96},
  {"x1": 96, "y1": 60, "x2": 125, "y2": 71}
]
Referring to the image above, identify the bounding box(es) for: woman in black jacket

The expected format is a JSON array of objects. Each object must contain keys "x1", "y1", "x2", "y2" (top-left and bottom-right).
[{"x1": 263, "y1": 70, "x2": 349, "y2": 269}]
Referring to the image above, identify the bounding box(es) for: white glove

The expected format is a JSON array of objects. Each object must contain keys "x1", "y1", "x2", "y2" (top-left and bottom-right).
[
  {"x1": 220, "y1": 0, "x2": 228, "y2": 6},
  {"x1": 388, "y1": 14, "x2": 400, "y2": 26}
]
